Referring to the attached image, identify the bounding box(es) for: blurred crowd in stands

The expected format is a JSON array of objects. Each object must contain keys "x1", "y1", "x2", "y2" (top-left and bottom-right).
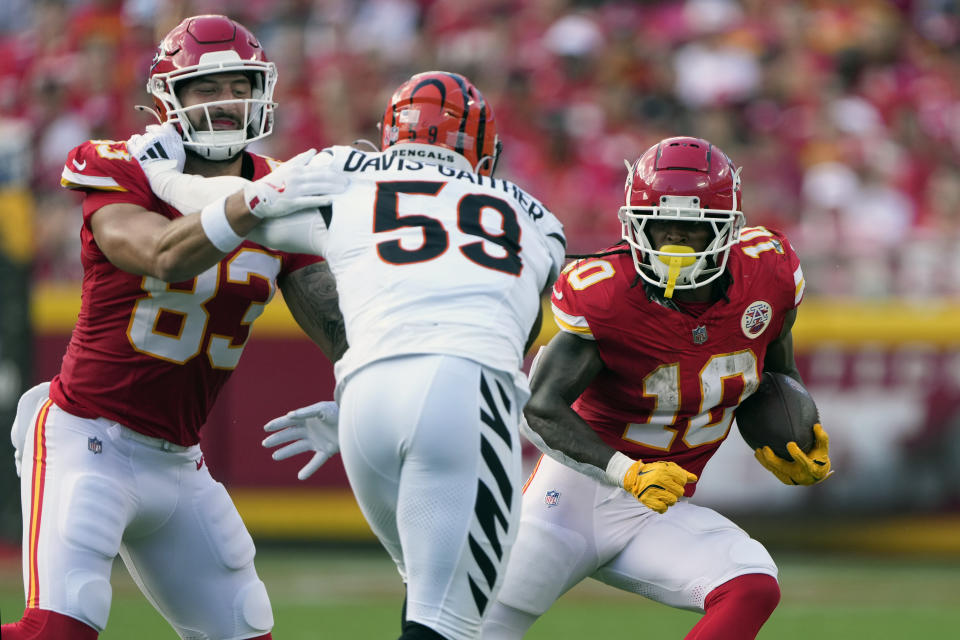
[{"x1": 3, "y1": 0, "x2": 960, "y2": 297}]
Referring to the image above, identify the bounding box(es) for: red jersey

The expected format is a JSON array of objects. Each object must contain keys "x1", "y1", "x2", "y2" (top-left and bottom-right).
[
  {"x1": 551, "y1": 227, "x2": 805, "y2": 495},
  {"x1": 52, "y1": 139, "x2": 322, "y2": 446}
]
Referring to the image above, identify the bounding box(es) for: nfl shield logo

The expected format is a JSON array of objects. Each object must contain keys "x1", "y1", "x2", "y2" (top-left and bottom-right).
[
  {"x1": 544, "y1": 490, "x2": 560, "y2": 508},
  {"x1": 692, "y1": 325, "x2": 708, "y2": 345},
  {"x1": 88, "y1": 437, "x2": 103, "y2": 454}
]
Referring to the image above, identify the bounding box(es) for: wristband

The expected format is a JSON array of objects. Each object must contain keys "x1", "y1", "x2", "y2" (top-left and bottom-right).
[
  {"x1": 604, "y1": 451, "x2": 636, "y2": 488},
  {"x1": 200, "y1": 196, "x2": 245, "y2": 252}
]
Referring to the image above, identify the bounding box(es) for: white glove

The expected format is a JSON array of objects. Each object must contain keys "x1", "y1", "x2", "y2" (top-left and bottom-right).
[
  {"x1": 262, "y1": 401, "x2": 339, "y2": 480},
  {"x1": 11, "y1": 381, "x2": 51, "y2": 477},
  {"x1": 243, "y1": 149, "x2": 349, "y2": 219},
  {"x1": 127, "y1": 122, "x2": 187, "y2": 176}
]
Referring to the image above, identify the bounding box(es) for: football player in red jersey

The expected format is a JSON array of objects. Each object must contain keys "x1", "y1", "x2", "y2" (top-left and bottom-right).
[
  {"x1": 2, "y1": 15, "x2": 346, "y2": 640},
  {"x1": 482, "y1": 137, "x2": 832, "y2": 640}
]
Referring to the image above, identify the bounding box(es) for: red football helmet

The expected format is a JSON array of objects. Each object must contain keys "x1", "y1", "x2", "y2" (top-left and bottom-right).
[
  {"x1": 147, "y1": 15, "x2": 277, "y2": 161},
  {"x1": 381, "y1": 71, "x2": 502, "y2": 176},
  {"x1": 618, "y1": 136, "x2": 744, "y2": 295}
]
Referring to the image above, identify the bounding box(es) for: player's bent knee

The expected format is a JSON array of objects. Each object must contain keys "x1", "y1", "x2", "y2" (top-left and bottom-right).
[
  {"x1": 496, "y1": 520, "x2": 587, "y2": 615},
  {"x1": 735, "y1": 573, "x2": 781, "y2": 614},
  {"x1": 197, "y1": 482, "x2": 256, "y2": 570},
  {"x1": 707, "y1": 573, "x2": 781, "y2": 620},
  {"x1": 728, "y1": 536, "x2": 777, "y2": 575},
  {"x1": 482, "y1": 601, "x2": 539, "y2": 639},
  {"x1": 63, "y1": 570, "x2": 112, "y2": 631},
  {"x1": 60, "y1": 475, "x2": 126, "y2": 558},
  {"x1": 55, "y1": 475, "x2": 122, "y2": 631},
  {"x1": 236, "y1": 579, "x2": 273, "y2": 633}
]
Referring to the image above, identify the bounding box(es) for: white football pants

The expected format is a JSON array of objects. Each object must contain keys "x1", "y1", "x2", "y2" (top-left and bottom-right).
[
  {"x1": 17, "y1": 397, "x2": 272, "y2": 639},
  {"x1": 338, "y1": 354, "x2": 524, "y2": 640},
  {"x1": 482, "y1": 454, "x2": 778, "y2": 637}
]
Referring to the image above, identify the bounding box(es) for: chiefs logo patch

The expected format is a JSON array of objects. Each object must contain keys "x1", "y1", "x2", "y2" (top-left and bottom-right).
[{"x1": 741, "y1": 301, "x2": 773, "y2": 339}]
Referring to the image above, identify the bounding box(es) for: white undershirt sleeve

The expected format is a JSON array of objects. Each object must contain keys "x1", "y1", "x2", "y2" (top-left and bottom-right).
[
  {"x1": 246, "y1": 209, "x2": 329, "y2": 255},
  {"x1": 150, "y1": 172, "x2": 249, "y2": 214}
]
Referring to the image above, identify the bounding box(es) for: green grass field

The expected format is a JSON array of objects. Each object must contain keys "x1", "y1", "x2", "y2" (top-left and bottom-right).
[{"x1": 2, "y1": 545, "x2": 958, "y2": 639}]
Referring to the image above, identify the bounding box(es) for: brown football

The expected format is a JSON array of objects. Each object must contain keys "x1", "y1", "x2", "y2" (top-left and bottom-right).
[{"x1": 735, "y1": 372, "x2": 818, "y2": 459}]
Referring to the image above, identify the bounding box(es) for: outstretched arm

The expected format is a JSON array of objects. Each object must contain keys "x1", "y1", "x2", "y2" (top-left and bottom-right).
[{"x1": 128, "y1": 124, "x2": 345, "y2": 218}]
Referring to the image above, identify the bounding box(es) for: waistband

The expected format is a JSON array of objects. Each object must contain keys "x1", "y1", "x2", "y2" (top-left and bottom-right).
[{"x1": 117, "y1": 425, "x2": 192, "y2": 452}]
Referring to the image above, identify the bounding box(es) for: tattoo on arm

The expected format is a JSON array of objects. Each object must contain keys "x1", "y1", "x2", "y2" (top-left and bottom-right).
[{"x1": 280, "y1": 262, "x2": 348, "y2": 363}]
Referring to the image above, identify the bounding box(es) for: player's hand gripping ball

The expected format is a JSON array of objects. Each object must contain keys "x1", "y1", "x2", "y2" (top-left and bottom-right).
[
  {"x1": 736, "y1": 372, "x2": 832, "y2": 485},
  {"x1": 755, "y1": 423, "x2": 832, "y2": 485}
]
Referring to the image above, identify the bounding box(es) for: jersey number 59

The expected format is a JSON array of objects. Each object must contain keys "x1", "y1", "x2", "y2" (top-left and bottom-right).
[{"x1": 374, "y1": 180, "x2": 522, "y2": 276}]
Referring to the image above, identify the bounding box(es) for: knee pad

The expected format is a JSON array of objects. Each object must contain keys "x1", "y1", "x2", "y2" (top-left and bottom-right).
[
  {"x1": 64, "y1": 570, "x2": 112, "y2": 631},
  {"x1": 60, "y1": 474, "x2": 126, "y2": 558},
  {"x1": 727, "y1": 536, "x2": 777, "y2": 576},
  {"x1": 482, "y1": 602, "x2": 539, "y2": 639},
  {"x1": 235, "y1": 579, "x2": 273, "y2": 633},
  {"x1": 195, "y1": 482, "x2": 255, "y2": 570},
  {"x1": 495, "y1": 520, "x2": 587, "y2": 616},
  {"x1": 57, "y1": 474, "x2": 124, "y2": 630}
]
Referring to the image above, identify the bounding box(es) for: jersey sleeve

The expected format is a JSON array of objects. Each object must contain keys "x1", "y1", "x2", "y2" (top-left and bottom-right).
[
  {"x1": 61, "y1": 140, "x2": 160, "y2": 223},
  {"x1": 550, "y1": 260, "x2": 595, "y2": 340},
  {"x1": 778, "y1": 231, "x2": 805, "y2": 309},
  {"x1": 550, "y1": 254, "x2": 626, "y2": 341},
  {"x1": 739, "y1": 226, "x2": 805, "y2": 310},
  {"x1": 61, "y1": 140, "x2": 154, "y2": 202},
  {"x1": 277, "y1": 250, "x2": 325, "y2": 276}
]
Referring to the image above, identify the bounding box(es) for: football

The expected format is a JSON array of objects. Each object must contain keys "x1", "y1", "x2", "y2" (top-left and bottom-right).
[{"x1": 735, "y1": 372, "x2": 818, "y2": 459}]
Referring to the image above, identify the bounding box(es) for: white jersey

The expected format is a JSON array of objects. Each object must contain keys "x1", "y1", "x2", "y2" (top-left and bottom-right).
[{"x1": 315, "y1": 144, "x2": 566, "y2": 394}]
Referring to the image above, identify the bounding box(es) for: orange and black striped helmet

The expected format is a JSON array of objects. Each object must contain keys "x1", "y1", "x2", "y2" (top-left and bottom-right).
[{"x1": 381, "y1": 71, "x2": 502, "y2": 176}]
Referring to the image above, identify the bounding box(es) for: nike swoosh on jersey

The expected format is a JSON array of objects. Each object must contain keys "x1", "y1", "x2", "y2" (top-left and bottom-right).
[
  {"x1": 552, "y1": 286, "x2": 563, "y2": 300},
  {"x1": 73, "y1": 159, "x2": 87, "y2": 170}
]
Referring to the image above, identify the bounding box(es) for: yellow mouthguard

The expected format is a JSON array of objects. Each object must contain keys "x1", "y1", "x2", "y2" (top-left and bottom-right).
[{"x1": 657, "y1": 245, "x2": 696, "y2": 298}]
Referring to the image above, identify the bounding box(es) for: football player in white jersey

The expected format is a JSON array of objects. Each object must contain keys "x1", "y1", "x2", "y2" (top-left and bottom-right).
[{"x1": 128, "y1": 70, "x2": 567, "y2": 640}]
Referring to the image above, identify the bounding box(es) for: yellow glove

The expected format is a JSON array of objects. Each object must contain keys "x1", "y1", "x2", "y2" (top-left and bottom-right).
[
  {"x1": 754, "y1": 423, "x2": 832, "y2": 485},
  {"x1": 607, "y1": 452, "x2": 698, "y2": 513}
]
